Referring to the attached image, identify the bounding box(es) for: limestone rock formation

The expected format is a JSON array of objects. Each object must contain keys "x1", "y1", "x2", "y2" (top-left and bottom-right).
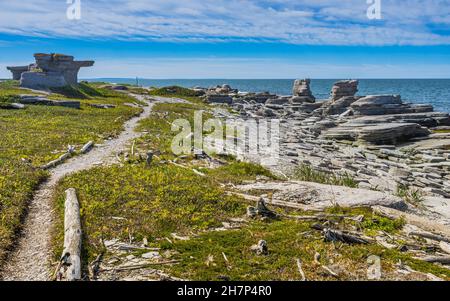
[
  {"x1": 331, "y1": 80, "x2": 359, "y2": 101},
  {"x1": 9, "y1": 53, "x2": 95, "y2": 90},
  {"x1": 292, "y1": 79, "x2": 315, "y2": 103},
  {"x1": 323, "y1": 122, "x2": 430, "y2": 145},
  {"x1": 351, "y1": 95, "x2": 434, "y2": 116},
  {"x1": 322, "y1": 96, "x2": 360, "y2": 115},
  {"x1": 6, "y1": 65, "x2": 34, "y2": 80}
]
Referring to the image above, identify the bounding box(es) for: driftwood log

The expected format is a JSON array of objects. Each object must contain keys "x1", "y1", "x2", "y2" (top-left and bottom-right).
[
  {"x1": 41, "y1": 147, "x2": 75, "y2": 170},
  {"x1": 80, "y1": 141, "x2": 94, "y2": 154},
  {"x1": 56, "y1": 188, "x2": 82, "y2": 281}
]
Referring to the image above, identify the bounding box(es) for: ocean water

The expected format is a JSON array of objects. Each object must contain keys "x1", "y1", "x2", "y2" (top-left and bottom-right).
[{"x1": 87, "y1": 78, "x2": 450, "y2": 113}]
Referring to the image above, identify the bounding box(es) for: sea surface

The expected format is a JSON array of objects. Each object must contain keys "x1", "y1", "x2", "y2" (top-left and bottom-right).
[{"x1": 86, "y1": 79, "x2": 450, "y2": 113}]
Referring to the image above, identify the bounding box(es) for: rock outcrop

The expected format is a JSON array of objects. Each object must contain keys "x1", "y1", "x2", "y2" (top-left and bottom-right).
[
  {"x1": 331, "y1": 80, "x2": 358, "y2": 101},
  {"x1": 292, "y1": 79, "x2": 315, "y2": 103},
  {"x1": 6, "y1": 65, "x2": 33, "y2": 80},
  {"x1": 351, "y1": 95, "x2": 434, "y2": 116},
  {"x1": 13, "y1": 53, "x2": 94, "y2": 89},
  {"x1": 17, "y1": 95, "x2": 80, "y2": 109},
  {"x1": 322, "y1": 96, "x2": 360, "y2": 115},
  {"x1": 205, "y1": 94, "x2": 233, "y2": 104},
  {"x1": 323, "y1": 122, "x2": 430, "y2": 145}
]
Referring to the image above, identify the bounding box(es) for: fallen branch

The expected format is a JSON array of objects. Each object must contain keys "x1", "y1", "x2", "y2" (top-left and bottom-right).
[{"x1": 41, "y1": 148, "x2": 75, "y2": 170}]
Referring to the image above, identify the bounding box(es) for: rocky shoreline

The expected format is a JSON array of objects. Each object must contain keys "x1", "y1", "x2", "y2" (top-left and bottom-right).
[{"x1": 193, "y1": 80, "x2": 450, "y2": 221}]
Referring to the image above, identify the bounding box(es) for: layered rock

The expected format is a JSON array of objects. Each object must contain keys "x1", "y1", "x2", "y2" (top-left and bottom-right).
[
  {"x1": 205, "y1": 94, "x2": 233, "y2": 104},
  {"x1": 17, "y1": 95, "x2": 80, "y2": 109},
  {"x1": 331, "y1": 80, "x2": 358, "y2": 101},
  {"x1": 6, "y1": 65, "x2": 33, "y2": 80},
  {"x1": 351, "y1": 95, "x2": 434, "y2": 116},
  {"x1": 292, "y1": 79, "x2": 315, "y2": 103},
  {"x1": 16, "y1": 53, "x2": 94, "y2": 89},
  {"x1": 323, "y1": 122, "x2": 430, "y2": 145},
  {"x1": 322, "y1": 96, "x2": 359, "y2": 115}
]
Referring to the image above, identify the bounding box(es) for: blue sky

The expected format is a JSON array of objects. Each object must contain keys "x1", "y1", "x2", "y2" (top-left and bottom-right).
[{"x1": 0, "y1": 0, "x2": 450, "y2": 78}]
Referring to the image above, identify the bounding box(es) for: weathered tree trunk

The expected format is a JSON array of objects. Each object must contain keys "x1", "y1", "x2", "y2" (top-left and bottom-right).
[{"x1": 57, "y1": 188, "x2": 82, "y2": 281}]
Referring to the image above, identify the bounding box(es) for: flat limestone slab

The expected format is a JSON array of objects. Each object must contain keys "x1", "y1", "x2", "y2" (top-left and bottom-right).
[
  {"x1": 236, "y1": 180, "x2": 406, "y2": 210},
  {"x1": 323, "y1": 122, "x2": 430, "y2": 144}
]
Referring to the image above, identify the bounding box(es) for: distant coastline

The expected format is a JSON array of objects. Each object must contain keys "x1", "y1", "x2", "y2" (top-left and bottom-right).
[{"x1": 84, "y1": 78, "x2": 450, "y2": 113}]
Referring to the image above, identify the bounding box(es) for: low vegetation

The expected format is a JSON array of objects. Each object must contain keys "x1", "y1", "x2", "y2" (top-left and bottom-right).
[
  {"x1": 293, "y1": 164, "x2": 358, "y2": 188},
  {"x1": 148, "y1": 86, "x2": 205, "y2": 104},
  {"x1": 135, "y1": 102, "x2": 211, "y2": 159},
  {"x1": 164, "y1": 216, "x2": 448, "y2": 281},
  {"x1": 396, "y1": 184, "x2": 424, "y2": 206},
  {"x1": 0, "y1": 80, "x2": 142, "y2": 264},
  {"x1": 52, "y1": 163, "x2": 249, "y2": 263}
]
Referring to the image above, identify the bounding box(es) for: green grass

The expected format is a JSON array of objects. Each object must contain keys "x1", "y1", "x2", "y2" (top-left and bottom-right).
[
  {"x1": 0, "y1": 80, "x2": 143, "y2": 265},
  {"x1": 293, "y1": 164, "x2": 358, "y2": 188},
  {"x1": 52, "y1": 163, "x2": 246, "y2": 263},
  {"x1": 135, "y1": 102, "x2": 211, "y2": 159}
]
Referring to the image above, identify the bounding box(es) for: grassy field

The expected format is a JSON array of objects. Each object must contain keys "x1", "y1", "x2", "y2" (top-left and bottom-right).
[{"x1": 0, "y1": 80, "x2": 142, "y2": 264}]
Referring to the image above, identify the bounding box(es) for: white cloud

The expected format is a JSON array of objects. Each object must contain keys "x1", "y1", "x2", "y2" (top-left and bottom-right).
[{"x1": 0, "y1": 0, "x2": 449, "y2": 45}]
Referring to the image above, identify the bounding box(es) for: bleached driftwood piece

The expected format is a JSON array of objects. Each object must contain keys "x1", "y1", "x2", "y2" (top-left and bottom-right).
[
  {"x1": 41, "y1": 146, "x2": 75, "y2": 170},
  {"x1": 56, "y1": 188, "x2": 82, "y2": 281},
  {"x1": 80, "y1": 141, "x2": 94, "y2": 154}
]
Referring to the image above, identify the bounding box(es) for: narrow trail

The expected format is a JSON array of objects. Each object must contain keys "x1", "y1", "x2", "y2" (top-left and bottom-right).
[{"x1": 0, "y1": 95, "x2": 155, "y2": 281}]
